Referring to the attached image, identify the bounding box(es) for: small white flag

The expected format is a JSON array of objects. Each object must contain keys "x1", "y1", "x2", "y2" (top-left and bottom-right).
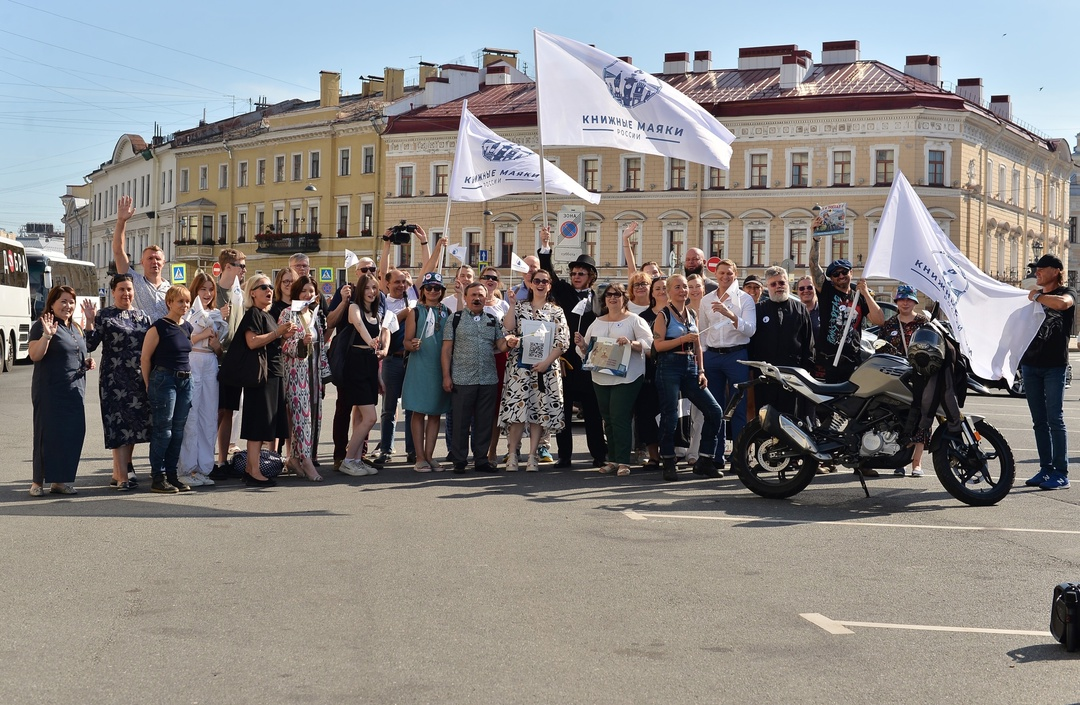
[
  {"x1": 422, "y1": 310, "x2": 436, "y2": 339},
  {"x1": 528, "y1": 323, "x2": 549, "y2": 337},
  {"x1": 190, "y1": 293, "x2": 211, "y2": 328},
  {"x1": 534, "y1": 29, "x2": 735, "y2": 170},
  {"x1": 449, "y1": 101, "x2": 600, "y2": 204},
  {"x1": 381, "y1": 308, "x2": 400, "y2": 334},
  {"x1": 344, "y1": 249, "x2": 359, "y2": 269},
  {"x1": 230, "y1": 276, "x2": 243, "y2": 308},
  {"x1": 510, "y1": 252, "x2": 530, "y2": 274},
  {"x1": 447, "y1": 243, "x2": 469, "y2": 264},
  {"x1": 572, "y1": 296, "x2": 591, "y2": 316}
]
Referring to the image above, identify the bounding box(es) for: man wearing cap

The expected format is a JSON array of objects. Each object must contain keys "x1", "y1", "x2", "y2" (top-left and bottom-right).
[
  {"x1": 742, "y1": 275, "x2": 764, "y2": 303},
  {"x1": 539, "y1": 226, "x2": 607, "y2": 468},
  {"x1": 809, "y1": 239, "x2": 885, "y2": 384},
  {"x1": 1021, "y1": 254, "x2": 1075, "y2": 490}
]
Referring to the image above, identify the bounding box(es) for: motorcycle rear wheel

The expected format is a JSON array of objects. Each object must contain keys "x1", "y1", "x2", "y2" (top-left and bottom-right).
[
  {"x1": 932, "y1": 420, "x2": 1014, "y2": 506},
  {"x1": 732, "y1": 418, "x2": 819, "y2": 499}
]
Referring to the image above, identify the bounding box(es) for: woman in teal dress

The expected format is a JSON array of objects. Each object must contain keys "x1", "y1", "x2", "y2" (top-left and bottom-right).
[{"x1": 402, "y1": 272, "x2": 451, "y2": 472}]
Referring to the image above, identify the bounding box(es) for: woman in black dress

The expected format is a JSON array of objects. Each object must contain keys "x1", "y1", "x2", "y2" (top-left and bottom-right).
[
  {"x1": 85, "y1": 273, "x2": 152, "y2": 491},
  {"x1": 28, "y1": 286, "x2": 95, "y2": 496},
  {"x1": 237, "y1": 275, "x2": 296, "y2": 487}
]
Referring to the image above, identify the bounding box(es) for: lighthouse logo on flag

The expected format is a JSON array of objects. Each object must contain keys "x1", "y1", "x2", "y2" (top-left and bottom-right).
[
  {"x1": 481, "y1": 139, "x2": 531, "y2": 162},
  {"x1": 603, "y1": 61, "x2": 661, "y2": 108}
]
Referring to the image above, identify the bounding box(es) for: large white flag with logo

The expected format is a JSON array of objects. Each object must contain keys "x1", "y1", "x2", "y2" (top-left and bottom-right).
[
  {"x1": 534, "y1": 29, "x2": 735, "y2": 170},
  {"x1": 448, "y1": 102, "x2": 600, "y2": 204},
  {"x1": 863, "y1": 172, "x2": 1043, "y2": 382}
]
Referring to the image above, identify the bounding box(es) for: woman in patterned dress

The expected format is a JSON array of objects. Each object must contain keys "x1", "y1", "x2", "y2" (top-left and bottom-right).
[
  {"x1": 498, "y1": 270, "x2": 569, "y2": 472},
  {"x1": 278, "y1": 275, "x2": 323, "y2": 481},
  {"x1": 84, "y1": 273, "x2": 152, "y2": 491}
]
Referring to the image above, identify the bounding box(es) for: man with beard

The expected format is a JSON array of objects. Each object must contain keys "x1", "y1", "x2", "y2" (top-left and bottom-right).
[
  {"x1": 685, "y1": 247, "x2": 718, "y2": 294},
  {"x1": 795, "y1": 275, "x2": 820, "y2": 338},
  {"x1": 748, "y1": 267, "x2": 814, "y2": 415}
]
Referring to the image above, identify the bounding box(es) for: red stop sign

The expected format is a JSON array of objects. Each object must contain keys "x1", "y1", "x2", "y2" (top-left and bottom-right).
[
  {"x1": 706, "y1": 256, "x2": 721, "y2": 273},
  {"x1": 212, "y1": 262, "x2": 222, "y2": 277}
]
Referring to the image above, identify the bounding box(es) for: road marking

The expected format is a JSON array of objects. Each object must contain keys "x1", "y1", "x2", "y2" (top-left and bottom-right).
[
  {"x1": 799, "y1": 613, "x2": 1051, "y2": 637},
  {"x1": 622, "y1": 510, "x2": 1080, "y2": 535}
]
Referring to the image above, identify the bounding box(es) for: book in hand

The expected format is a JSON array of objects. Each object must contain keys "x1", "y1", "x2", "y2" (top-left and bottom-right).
[{"x1": 582, "y1": 336, "x2": 630, "y2": 377}]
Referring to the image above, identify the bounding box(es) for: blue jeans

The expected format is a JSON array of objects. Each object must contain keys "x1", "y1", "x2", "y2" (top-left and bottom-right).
[
  {"x1": 655, "y1": 354, "x2": 724, "y2": 459},
  {"x1": 148, "y1": 368, "x2": 193, "y2": 480},
  {"x1": 379, "y1": 355, "x2": 414, "y2": 455},
  {"x1": 703, "y1": 348, "x2": 749, "y2": 459},
  {"x1": 1022, "y1": 364, "x2": 1069, "y2": 476}
]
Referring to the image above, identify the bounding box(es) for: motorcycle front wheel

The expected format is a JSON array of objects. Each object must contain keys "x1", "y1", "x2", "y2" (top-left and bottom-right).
[
  {"x1": 932, "y1": 420, "x2": 1015, "y2": 506},
  {"x1": 731, "y1": 418, "x2": 819, "y2": 499}
]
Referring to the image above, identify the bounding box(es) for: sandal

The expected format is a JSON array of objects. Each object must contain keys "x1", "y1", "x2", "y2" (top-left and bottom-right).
[
  {"x1": 414, "y1": 461, "x2": 433, "y2": 473},
  {"x1": 598, "y1": 462, "x2": 618, "y2": 474},
  {"x1": 617, "y1": 465, "x2": 631, "y2": 476},
  {"x1": 49, "y1": 484, "x2": 77, "y2": 495},
  {"x1": 29, "y1": 485, "x2": 45, "y2": 497}
]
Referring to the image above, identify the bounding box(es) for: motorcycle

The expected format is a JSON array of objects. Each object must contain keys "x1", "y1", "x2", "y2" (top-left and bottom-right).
[{"x1": 726, "y1": 353, "x2": 1015, "y2": 507}]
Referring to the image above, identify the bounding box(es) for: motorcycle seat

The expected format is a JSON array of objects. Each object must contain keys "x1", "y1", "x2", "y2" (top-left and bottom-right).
[{"x1": 775, "y1": 365, "x2": 858, "y2": 396}]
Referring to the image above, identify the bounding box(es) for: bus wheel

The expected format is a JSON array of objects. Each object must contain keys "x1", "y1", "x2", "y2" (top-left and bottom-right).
[{"x1": 0, "y1": 334, "x2": 10, "y2": 372}]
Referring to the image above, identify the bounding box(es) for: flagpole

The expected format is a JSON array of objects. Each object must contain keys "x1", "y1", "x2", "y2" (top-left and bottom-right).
[
  {"x1": 439, "y1": 196, "x2": 452, "y2": 277},
  {"x1": 533, "y1": 28, "x2": 550, "y2": 232},
  {"x1": 832, "y1": 289, "x2": 861, "y2": 368}
]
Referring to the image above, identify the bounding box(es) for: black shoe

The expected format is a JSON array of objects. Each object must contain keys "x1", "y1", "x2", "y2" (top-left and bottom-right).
[
  {"x1": 126, "y1": 462, "x2": 139, "y2": 485},
  {"x1": 452, "y1": 463, "x2": 468, "y2": 474},
  {"x1": 662, "y1": 458, "x2": 679, "y2": 482},
  {"x1": 475, "y1": 461, "x2": 500, "y2": 473},
  {"x1": 692, "y1": 457, "x2": 723, "y2": 479},
  {"x1": 372, "y1": 452, "x2": 392, "y2": 466},
  {"x1": 150, "y1": 477, "x2": 179, "y2": 494},
  {"x1": 555, "y1": 458, "x2": 573, "y2": 468},
  {"x1": 167, "y1": 476, "x2": 192, "y2": 492},
  {"x1": 113, "y1": 479, "x2": 137, "y2": 491},
  {"x1": 244, "y1": 473, "x2": 277, "y2": 488},
  {"x1": 407, "y1": 452, "x2": 416, "y2": 464},
  {"x1": 208, "y1": 464, "x2": 230, "y2": 481}
]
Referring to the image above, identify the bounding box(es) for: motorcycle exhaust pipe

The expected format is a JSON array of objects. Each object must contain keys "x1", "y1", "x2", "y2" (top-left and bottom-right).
[{"x1": 759, "y1": 405, "x2": 832, "y2": 462}]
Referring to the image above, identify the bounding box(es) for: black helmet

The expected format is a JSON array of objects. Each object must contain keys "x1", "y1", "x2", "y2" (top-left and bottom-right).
[{"x1": 907, "y1": 327, "x2": 946, "y2": 376}]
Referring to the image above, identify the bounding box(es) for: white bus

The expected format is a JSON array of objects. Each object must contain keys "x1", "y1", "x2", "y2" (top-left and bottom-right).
[
  {"x1": 0, "y1": 236, "x2": 31, "y2": 371},
  {"x1": 24, "y1": 248, "x2": 99, "y2": 329}
]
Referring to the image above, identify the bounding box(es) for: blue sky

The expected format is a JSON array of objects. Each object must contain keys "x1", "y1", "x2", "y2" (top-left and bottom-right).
[{"x1": 1, "y1": 0, "x2": 1075, "y2": 232}]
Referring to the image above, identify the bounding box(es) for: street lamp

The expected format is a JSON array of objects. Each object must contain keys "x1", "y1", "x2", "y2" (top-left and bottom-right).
[{"x1": 1028, "y1": 239, "x2": 1044, "y2": 279}]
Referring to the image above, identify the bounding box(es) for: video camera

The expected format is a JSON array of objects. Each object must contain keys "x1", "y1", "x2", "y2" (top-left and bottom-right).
[{"x1": 387, "y1": 220, "x2": 417, "y2": 245}]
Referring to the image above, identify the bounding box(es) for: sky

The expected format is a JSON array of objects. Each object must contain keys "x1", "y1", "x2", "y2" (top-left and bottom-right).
[{"x1": 1, "y1": 0, "x2": 1077, "y2": 234}]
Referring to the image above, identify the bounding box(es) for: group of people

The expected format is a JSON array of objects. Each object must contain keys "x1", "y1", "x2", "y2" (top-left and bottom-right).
[{"x1": 28, "y1": 197, "x2": 1074, "y2": 495}]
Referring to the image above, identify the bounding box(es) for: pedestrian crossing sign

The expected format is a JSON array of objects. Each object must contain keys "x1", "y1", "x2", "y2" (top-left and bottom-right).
[
  {"x1": 171, "y1": 264, "x2": 186, "y2": 283},
  {"x1": 319, "y1": 267, "x2": 333, "y2": 282}
]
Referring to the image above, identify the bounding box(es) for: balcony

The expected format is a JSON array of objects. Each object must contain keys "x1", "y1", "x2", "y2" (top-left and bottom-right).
[
  {"x1": 175, "y1": 243, "x2": 216, "y2": 261},
  {"x1": 255, "y1": 232, "x2": 322, "y2": 254}
]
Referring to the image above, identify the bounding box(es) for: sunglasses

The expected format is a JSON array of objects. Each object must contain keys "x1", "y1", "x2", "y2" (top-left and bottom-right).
[
  {"x1": 830, "y1": 271, "x2": 850, "y2": 277},
  {"x1": 570, "y1": 271, "x2": 590, "y2": 277},
  {"x1": 532, "y1": 279, "x2": 551, "y2": 286},
  {"x1": 480, "y1": 274, "x2": 500, "y2": 281},
  {"x1": 359, "y1": 266, "x2": 376, "y2": 273},
  {"x1": 255, "y1": 284, "x2": 273, "y2": 292},
  {"x1": 229, "y1": 262, "x2": 247, "y2": 269},
  {"x1": 605, "y1": 292, "x2": 624, "y2": 298},
  {"x1": 798, "y1": 286, "x2": 815, "y2": 292},
  {"x1": 422, "y1": 284, "x2": 443, "y2": 292}
]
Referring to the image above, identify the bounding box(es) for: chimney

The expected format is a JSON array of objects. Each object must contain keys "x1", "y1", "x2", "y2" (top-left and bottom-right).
[
  {"x1": 738, "y1": 44, "x2": 799, "y2": 70},
  {"x1": 617, "y1": 56, "x2": 633, "y2": 65},
  {"x1": 990, "y1": 95, "x2": 1012, "y2": 121},
  {"x1": 956, "y1": 78, "x2": 983, "y2": 105},
  {"x1": 384, "y1": 67, "x2": 405, "y2": 102},
  {"x1": 693, "y1": 50, "x2": 712, "y2": 73},
  {"x1": 780, "y1": 53, "x2": 812, "y2": 89},
  {"x1": 424, "y1": 64, "x2": 480, "y2": 108},
  {"x1": 663, "y1": 52, "x2": 690, "y2": 73},
  {"x1": 482, "y1": 48, "x2": 518, "y2": 69},
  {"x1": 418, "y1": 61, "x2": 438, "y2": 85},
  {"x1": 904, "y1": 55, "x2": 941, "y2": 87},
  {"x1": 361, "y1": 75, "x2": 384, "y2": 98},
  {"x1": 319, "y1": 71, "x2": 340, "y2": 108},
  {"x1": 820, "y1": 40, "x2": 860, "y2": 64},
  {"x1": 485, "y1": 64, "x2": 511, "y2": 86}
]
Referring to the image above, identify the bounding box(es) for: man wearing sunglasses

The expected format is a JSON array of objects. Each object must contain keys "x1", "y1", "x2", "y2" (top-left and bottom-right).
[
  {"x1": 748, "y1": 267, "x2": 814, "y2": 415},
  {"x1": 538, "y1": 226, "x2": 607, "y2": 468}
]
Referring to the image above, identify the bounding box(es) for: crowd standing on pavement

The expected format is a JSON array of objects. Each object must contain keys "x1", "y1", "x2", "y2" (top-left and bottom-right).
[{"x1": 24, "y1": 197, "x2": 1075, "y2": 495}]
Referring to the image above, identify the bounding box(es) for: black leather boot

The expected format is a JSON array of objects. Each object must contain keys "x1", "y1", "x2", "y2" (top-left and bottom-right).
[{"x1": 662, "y1": 457, "x2": 679, "y2": 482}]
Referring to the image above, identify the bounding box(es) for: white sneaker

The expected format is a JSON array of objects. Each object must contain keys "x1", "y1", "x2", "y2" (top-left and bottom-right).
[
  {"x1": 363, "y1": 461, "x2": 378, "y2": 476},
  {"x1": 911, "y1": 466, "x2": 924, "y2": 477},
  {"x1": 195, "y1": 472, "x2": 214, "y2": 486},
  {"x1": 506, "y1": 453, "x2": 519, "y2": 472},
  {"x1": 339, "y1": 459, "x2": 369, "y2": 477},
  {"x1": 185, "y1": 472, "x2": 205, "y2": 487}
]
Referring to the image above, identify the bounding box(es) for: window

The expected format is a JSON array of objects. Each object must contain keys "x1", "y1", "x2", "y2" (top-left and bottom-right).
[
  {"x1": 750, "y1": 153, "x2": 768, "y2": 188},
  {"x1": 238, "y1": 212, "x2": 247, "y2": 242},
  {"x1": 275, "y1": 156, "x2": 285, "y2": 183},
  {"x1": 928, "y1": 150, "x2": 945, "y2": 186},
  {"x1": 179, "y1": 169, "x2": 189, "y2": 193},
  {"x1": 669, "y1": 158, "x2": 687, "y2": 190},
  {"x1": 256, "y1": 209, "x2": 265, "y2": 235},
  {"x1": 361, "y1": 202, "x2": 373, "y2": 234},
  {"x1": 789, "y1": 151, "x2": 809, "y2": 187},
  {"x1": 874, "y1": 149, "x2": 894, "y2": 185},
  {"x1": 398, "y1": 166, "x2": 414, "y2": 197},
  {"x1": 362, "y1": 146, "x2": 375, "y2": 173},
  {"x1": 273, "y1": 208, "x2": 284, "y2": 232},
  {"x1": 238, "y1": 161, "x2": 248, "y2": 187},
  {"x1": 708, "y1": 167, "x2": 726, "y2": 190},
  {"x1": 465, "y1": 231, "x2": 481, "y2": 265},
  {"x1": 433, "y1": 164, "x2": 449, "y2": 196},
  {"x1": 199, "y1": 165, "x2": 208, "y2": 190},
  {"x1": 202, "y1": 215, "x2": 213, "y2": 244},
  {"x1": 219, "y1": 214, "x2": 227, "y2": 243},
  {"x1": 831, "y1": 231, "x2": 850, "y2": 262},
  {"x1": 1070, "y1": 217, "x2": 1077, "y2": 244},
  {"x1": 1034, "y1": 178, "x2": 1043, "y2": 213},
  {"x1": 1011, "y1": 170, "x2": 1020, "y2": 205},
  {"x1": 706, "y1": 229, "x2": 725, "y2": 258},
  {"x1": 309, "y1": 151, "x2": 320, "y2": 179},
  {"x1": 257, "y1": 159, "x2": 266, "y2": 185},
  {"x1": 307, "y1": 206, "x2": 318, "y2": 233},
  {"x1": 219, "y1": 164, "x2": 228, "y2": 189},
  {"x1": 584, "y1": 225, "x2": 598, "y2": 259},
  {"x1": 498, "y1": 230, "x2": 514, "y2": 267},
  {"x1": 338, "y1": 204, "x2": 349, "y2": 234},
  {"x1": 789, "y1": 228, "x2": 808, "y2": 266},
  {"x1": 997, "y1": 165, "x2": 1006, "y2": 200},
  {"x1": 749, "y1": 229, "x2": 766, "y2": 266},
  {"x1": 292, "y1": 154, "x2": 302, "y2": 181},
  {"x1": 291, "y1": 208, "x2": 301, "y2": 232},
  {"x1": 582, "y1": 158, "x2": 599, "y2": 191},
  {"x1": 624, "y1": 157, "x2": 642, "y2": 191},
  {"x1": 339, "y1": 148, "x2": 351, "y2": 176}
]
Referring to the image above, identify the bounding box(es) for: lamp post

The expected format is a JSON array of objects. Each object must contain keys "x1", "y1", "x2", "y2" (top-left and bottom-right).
[{"x1": 1028, "y1": 239, "x2": 1043, "y2": 279}]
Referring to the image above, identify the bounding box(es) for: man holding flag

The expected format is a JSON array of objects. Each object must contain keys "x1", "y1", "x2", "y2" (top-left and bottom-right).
[{"x1": 808, "y1": 244, "x2": 885, "y2": 383}]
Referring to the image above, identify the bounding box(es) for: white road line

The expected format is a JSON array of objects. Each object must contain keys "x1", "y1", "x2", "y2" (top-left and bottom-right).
[
  {"x1": 622, "y1": 510, "x2": 1080, "y2": 535},
  {"x1": 799, "y1": 613, "x2": 1051, "y2": 637}
]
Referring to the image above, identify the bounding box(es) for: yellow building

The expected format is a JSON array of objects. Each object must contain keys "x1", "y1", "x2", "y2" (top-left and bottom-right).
[{"x1": 381, "y1": 42, "x2": 1072, "y2": 296}]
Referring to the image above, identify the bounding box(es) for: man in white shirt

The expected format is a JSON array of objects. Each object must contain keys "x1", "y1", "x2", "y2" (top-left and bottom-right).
[{"x1": 696, "y1": 259, "x2": 757, "y2": 465}]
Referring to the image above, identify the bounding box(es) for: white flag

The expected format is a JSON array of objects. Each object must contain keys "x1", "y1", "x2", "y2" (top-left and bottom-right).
[
  {"x1": 510, "y1": 252, "x2": 530, "y2": 274},
  {"x1": 863, "y1": 172, "x2": 1043, "y2": 383},
  {"x1": 189, "y1": 292, "x2": 211, "y2": 329},
  {"x1": 344, "y1": 249, "x2": 359, "y2": 269},
  {"x1": 534, "y1": 29, "x2": 735, "y2": 170},
  {"x1": 447, "y1": 243, "x2": 469, "y2": 264},
  {"x1": 448, "y1": 102, "x2": 600, "y2": 204},
  {"x1": 572, "y1": 295, "x2": 591, "y2": 316}
]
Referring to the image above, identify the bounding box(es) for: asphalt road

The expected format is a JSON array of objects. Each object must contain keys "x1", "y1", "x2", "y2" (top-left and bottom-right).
[{"x1": 1, "y1": 357, "x2": 1079, "y2": 705}]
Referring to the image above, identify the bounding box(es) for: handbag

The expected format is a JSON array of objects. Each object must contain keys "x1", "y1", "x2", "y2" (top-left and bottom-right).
[
  {"x1": 328, "y1": 323, "x2": 357, "y2": 387},
  {"x1": 220, "y1": 334, "x2": 268, "y2": 388},
  {"x1": 231, "y1": 449, "x2": 284, "y2": 478}
]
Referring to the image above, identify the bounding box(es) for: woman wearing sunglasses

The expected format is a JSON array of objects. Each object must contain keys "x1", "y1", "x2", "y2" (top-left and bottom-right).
[{"x1": 402, "y1": 272, "x2": 452, "y2": 472}]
